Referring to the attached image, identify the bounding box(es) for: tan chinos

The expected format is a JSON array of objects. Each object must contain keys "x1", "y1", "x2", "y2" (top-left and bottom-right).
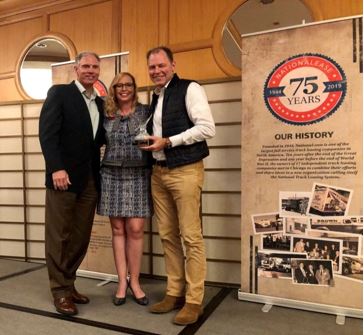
[{"x1": 151, "y1": 160, "x2": 206, "y2": 305}]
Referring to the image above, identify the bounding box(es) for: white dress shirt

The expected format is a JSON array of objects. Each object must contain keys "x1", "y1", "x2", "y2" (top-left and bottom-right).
[
  {"x1": 152, "y1": 81, "x2": 215, "y2": 161},
  {"x1": 75, "y1": 80, "x2": 99, "y2": 138}
]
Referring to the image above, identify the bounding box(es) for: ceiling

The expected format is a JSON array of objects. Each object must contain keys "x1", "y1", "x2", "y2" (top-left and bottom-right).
[
  {"x1": 24, "y1": 38, "x2": 70, "y2": 62},
  {"x1": 222, "y1": 0, "x2": 313, "y2": 68},
  {"x1": 0, "y1": 0, "x2": 58, "y2": 15},
  {"x1": 231, "y1": 0, "x2": 313, "y2": 35}
]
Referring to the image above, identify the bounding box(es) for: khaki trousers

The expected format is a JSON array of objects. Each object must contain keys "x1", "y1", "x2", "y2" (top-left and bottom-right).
[
  {"x1": 151, "y1": 161, "x2": 206, "y2": 305},
  {"x1": 45, "y1": 174, "x2": 97, "y2": 299}
]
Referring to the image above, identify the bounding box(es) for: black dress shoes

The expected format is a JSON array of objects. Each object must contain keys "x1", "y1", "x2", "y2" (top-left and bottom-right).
[
  {"x1": 129, "y1": 286, "x2": 149, "y2": 306},
  {"x1": 113, "y1": 281, "x2": 128, "y2": 306},
  {"x1": 133, "y1": 294, "x2": 149, "y2": 306},
  {"x1": 71, "y1": 289, "x2": 90, "y2": 304},
  {"x1": 113, "y1": 295, "x2": 126, "y2": 306},
  {"x1": 54, "y1": 297, "x2": 78, "y2": 315}
]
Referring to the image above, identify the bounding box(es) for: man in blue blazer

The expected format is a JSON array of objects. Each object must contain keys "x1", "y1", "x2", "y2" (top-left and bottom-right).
[{"x1": 39, "y1": 51, "x2": 105, "y2": 316}]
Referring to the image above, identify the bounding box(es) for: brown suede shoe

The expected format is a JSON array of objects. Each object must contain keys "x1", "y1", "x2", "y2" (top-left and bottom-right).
[
  {"x1": 173, "y1": 303, "x2": 203, "y2": 325},
  {"x1": 149, "y1": 295, "x2": 185, "y2": 314},
  {"x1": 54, "y1": 297, "x2": 78, "y2": 316},
  {"x1": 71, "y1": 289, "x2": 90, "y2": 304}
]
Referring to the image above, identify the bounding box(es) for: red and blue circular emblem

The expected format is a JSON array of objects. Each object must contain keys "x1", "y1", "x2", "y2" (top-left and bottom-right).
[
  {"x1": 264, "y1": 53, "x2": 346, "y2": 125},
  {"x1": 93, "y1": 79, "x2": 108, "y2": 97}
]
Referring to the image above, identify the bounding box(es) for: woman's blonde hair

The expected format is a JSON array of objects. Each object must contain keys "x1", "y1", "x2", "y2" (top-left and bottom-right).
[{"x1": 104, "y1": 72, "x2": 139, "y2": 117}]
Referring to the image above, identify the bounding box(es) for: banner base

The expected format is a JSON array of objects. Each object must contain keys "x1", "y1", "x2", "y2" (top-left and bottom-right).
[
  {"x1": 238, "y1": 290, "x2": 362, "y2": 319},
  {"x1": 77, "y1": 269, "x2": 118, "y2": 282}
]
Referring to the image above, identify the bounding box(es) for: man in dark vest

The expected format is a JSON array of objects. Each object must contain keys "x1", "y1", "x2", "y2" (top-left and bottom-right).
[
  {"x1": 142, "y1": 46, "x2": 215, "y2": 325},
  {"x1": 39, "y1": 51, "x2": 105, "y2": 316}
]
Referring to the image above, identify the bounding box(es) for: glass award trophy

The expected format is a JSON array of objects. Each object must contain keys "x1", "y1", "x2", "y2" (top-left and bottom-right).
[{"x1": 133, "y1": 113, "x2": 153, "y2": 147}]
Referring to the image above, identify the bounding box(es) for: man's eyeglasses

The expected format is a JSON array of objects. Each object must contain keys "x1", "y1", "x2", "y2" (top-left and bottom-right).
[{"x1": 114, "y1": 83, "x2": 134, "y2": 89}]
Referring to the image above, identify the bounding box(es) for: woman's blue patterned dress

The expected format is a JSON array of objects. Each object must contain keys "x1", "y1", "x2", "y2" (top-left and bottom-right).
[{"x1": 97, "y1": 103, "x2": 152, "y2": 218}]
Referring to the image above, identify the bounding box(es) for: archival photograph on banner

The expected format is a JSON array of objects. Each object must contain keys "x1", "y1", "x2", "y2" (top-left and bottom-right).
[
  {"x1": 291, "y1": 236, "x2": 343, "y2": 273},
  {"x1": 340, "y1": 256, "x2": 363, "y2": 282},
  {"x1": 291, "y1": 259, "x2": 334, "y2": 286},
  {"x1": 307, "y1": 183, "x2": 353, "y2": 217},
  {"x1": 307, "y1": 229, "x2": 362, "y2": 257},
  {"x1": 310, "y1": 216, "x2": 363, "y2": 235},
  {"x1": 257, "y1": 251, "x2": 307, "y2": 279},
  {"x1": 279, "y1": 191, "x2": 310, "y2": 217},
  {"x1": 284, "y1": 217, "x2": 310, "y2": 235},
  {"x1": 251, "y1": 213, "x2": 283, "y2": 234},
  {"x1": 261, "y1": 233, "x2": 291, "y2": 251}
]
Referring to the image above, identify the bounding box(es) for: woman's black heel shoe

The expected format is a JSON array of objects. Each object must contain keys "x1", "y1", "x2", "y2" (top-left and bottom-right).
[
  {"x1": 113, "y1": 282, "x2": 128, "y2": 306},
  {"x1": 113, "y1": 295, "x2": 126, "y2": 306},
  {"x1": 128, "y1": 284, "x2": 149, "y2": 306}
]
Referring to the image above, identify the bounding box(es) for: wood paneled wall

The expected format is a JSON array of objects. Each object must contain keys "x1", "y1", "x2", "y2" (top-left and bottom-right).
[
  {"x1": 0, "y1": 0, "x2": 362, "y2": 101},
  {"x1": 303, "y1": 0, "x2": 363, "y2": 20},
  {"x1": 50, "y1": 2, "x2": 114, "y2": 55}
]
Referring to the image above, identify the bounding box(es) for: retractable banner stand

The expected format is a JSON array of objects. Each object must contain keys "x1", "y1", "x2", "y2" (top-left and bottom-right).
[
  {"x1": 240, "y1": 17, "x2": 363, "y2": 318},
  {"x1": 51, "y1": 53, "x2": 129, "y2": 279}
]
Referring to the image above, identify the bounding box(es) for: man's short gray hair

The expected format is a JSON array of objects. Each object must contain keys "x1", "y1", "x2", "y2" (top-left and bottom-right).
[{"x1": 75, "y1": 51, "x2": 100, "y2": 64}]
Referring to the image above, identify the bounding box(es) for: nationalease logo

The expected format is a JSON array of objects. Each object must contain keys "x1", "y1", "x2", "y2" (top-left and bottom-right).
[
  {"x1": 264, "y1": 54, "x2": 346, "y2": 126},
  {"x1": 93, "y1": 79, "x2": 108, "y2": 97}
]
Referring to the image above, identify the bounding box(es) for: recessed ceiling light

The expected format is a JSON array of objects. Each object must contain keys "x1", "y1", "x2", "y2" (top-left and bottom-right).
[{"x1": 35, "y1": 42, "x2": 47, "y2": 48}]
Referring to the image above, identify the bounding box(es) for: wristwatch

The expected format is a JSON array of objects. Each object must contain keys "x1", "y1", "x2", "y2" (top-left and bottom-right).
[{"x1": 165, "y1": 137, "x2": 172, "y2": 148}]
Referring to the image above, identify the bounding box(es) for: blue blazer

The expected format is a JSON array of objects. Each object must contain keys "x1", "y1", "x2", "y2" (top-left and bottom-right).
[{"x1": 39, "y1": 81, "x2": 105, "y2": 193}]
